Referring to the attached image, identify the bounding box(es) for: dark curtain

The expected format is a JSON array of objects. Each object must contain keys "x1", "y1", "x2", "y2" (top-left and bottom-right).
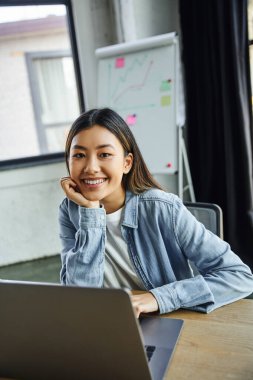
[{"x1": 179, "y1": 0, "x2": 253, "y2": 269}]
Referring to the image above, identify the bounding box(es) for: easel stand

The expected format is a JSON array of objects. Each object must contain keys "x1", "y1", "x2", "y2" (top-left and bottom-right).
[{"x1": 178, "y1": 126, "x2": 195, "y2": 201}]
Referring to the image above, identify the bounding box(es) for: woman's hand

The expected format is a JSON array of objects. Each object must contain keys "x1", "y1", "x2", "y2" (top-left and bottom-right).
[
  {"x1": 60, "y1": 177, "x2": 100, "y2": 208},
  {"x1": 131, "y1": 292, "x2": 159, "y2": 318}
]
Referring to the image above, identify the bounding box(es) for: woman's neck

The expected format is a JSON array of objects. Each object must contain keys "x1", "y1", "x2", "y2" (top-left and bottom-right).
[{"x1": 102, "y1": 187, "x2": 126, "y2": 214}]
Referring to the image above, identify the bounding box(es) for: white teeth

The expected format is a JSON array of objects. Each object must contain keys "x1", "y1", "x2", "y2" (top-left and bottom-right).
[{"x1": 83, "y1": 179, "x2": 106, "y2": 185}]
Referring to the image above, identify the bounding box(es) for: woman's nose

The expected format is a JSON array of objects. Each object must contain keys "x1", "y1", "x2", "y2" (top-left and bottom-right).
[{"x1": 83, "y1": 156, "x2": 100, "y2": 174}]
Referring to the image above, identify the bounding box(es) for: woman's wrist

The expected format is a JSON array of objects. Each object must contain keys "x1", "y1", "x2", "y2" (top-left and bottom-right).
[{"x1": 79, "y1": 200, "x2": 100, "y2": 208}]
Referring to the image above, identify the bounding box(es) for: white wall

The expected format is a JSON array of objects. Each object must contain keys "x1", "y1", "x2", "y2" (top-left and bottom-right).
[
  {"x1": 71, "y1": 0, "x2": 116, "y2": 109},
  {"x1": 111, "y1": 0, "x2": 180, "y2": 43},
  {"x1": 0, "y1": 163, "x2": 66, "y2": 266},
  {"x1": 0, "y1": 0, "x2": 181, "y2": 266}
]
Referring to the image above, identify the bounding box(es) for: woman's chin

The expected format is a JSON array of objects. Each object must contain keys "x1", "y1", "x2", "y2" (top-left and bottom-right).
[{"x1": 81, "y1": 191, "x2": 103, "y2": 203}]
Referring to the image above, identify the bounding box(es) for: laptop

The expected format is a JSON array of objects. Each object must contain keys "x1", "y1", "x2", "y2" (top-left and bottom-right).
[{"x1": 0, "y1": 280, "x2": 183, "y2": 380}]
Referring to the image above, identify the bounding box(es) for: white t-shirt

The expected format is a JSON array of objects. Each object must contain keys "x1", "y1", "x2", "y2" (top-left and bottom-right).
[{"x1": 103, "y1": 207, "x2": 144, "y2": 290}]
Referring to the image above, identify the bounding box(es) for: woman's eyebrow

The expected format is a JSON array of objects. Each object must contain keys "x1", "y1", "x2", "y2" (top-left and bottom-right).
[
  {"x1": 71, "y1": 144, "x2": 87, "y2": 151},
  {"x1": 71, "y1": 144, "x2": 116, "y2": 150},
  {"x1": 96, "y1": 144, "x2": 116, "y2": 150}
]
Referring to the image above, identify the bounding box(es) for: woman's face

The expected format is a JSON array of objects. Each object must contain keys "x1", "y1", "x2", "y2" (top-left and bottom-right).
[{"x1": 68, "y1": 125, "x2": 133, "y2": 213}]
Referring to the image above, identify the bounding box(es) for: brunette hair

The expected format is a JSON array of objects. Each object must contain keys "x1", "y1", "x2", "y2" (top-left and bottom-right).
[{"x1": 65, "y1": 108, "x2": 163, "y2": 193}]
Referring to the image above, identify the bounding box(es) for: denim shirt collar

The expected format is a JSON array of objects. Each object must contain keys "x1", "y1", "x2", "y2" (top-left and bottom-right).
[{"x1": 121, "y1": 191, "x2": 138, "y2": 228}]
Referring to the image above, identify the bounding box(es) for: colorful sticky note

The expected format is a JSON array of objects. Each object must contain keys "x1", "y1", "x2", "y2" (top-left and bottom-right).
[
  {"x1": 161, "y1": 96, "x2": 171, "y2": 107},
  {"x1": 115, "y1": 57, "x2": 125, "y2": 68},
  {"x1": 126, "y1": 114, "x2": 137, "y2": 126},
  {"x1": 160, "y1": 79, "x2": 171, "y2": 92}
]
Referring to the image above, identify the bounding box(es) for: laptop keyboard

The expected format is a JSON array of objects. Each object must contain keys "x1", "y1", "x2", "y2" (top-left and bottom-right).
[{"x1": 145, "y1": 345, "x2": 156, "y2": 361}]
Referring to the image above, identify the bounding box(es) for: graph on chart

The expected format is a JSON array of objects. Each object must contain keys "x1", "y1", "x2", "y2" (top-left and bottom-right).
[{"x1": 98, "y1": 46, "x2": 175, "y2": 117}]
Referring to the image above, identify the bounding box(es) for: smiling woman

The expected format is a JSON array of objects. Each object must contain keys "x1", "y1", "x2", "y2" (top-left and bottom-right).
[{"x1": 58, "y1": 107, "x2": 253, "y2": 318}]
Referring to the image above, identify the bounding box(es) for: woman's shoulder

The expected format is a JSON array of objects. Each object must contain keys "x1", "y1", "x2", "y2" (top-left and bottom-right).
[{"x1": 138, "y1": 188, "x2": 182, "y2": 206}]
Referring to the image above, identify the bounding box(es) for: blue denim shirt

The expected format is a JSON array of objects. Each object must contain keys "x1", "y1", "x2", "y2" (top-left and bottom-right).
[{"x1": 59, "y1": 189, "x2": 253, "y2": 314}]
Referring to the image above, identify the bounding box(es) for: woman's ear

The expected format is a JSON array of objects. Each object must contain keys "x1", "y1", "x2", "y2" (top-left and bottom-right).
[{"x1": 123, "y1": 153, "x2": 133, "y2": 174}]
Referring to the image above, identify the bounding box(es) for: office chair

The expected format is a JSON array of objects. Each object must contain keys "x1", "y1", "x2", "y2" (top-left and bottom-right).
[
  {"x1": 184, "y1": 202, "x2": 224, "y2": 239},
  {"x1": 184, "y1": 202, "x2": 224, "y2": 275}
]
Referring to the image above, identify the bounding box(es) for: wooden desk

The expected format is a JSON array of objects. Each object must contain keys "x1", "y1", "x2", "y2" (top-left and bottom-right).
[
  {"x1": 0, "y1": 299, "x2": 252, "y2": 380},
  {"x1": 162, "y1": 299, "x2": 253, "y2": 380}
]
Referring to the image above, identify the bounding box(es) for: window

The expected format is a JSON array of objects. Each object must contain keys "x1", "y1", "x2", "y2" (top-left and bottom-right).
[{"x1": 0, "y1": 1, "x2": 83, "y2": 166}]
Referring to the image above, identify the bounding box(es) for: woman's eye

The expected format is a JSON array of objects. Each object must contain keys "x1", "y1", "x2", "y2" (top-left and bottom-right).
[
  {"x1": 73, "y1": 153, "x2": 85, "y2": 158},
  {"x1": 100, "y1": 153, "x2": 111, "y2": 158}
]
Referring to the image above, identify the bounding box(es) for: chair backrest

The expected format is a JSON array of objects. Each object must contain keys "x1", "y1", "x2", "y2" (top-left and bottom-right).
[{"x1": 184, "y1": 202, "x2": 224, "y2": 239}]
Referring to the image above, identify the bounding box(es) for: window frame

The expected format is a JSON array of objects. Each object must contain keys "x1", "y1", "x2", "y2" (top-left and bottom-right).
[
  {"x1": 26, "y1": 49, "x2": 77, "y2": 154},
  {"x1": 0, "y1": 0, "x2": 84, "y2": 170}
]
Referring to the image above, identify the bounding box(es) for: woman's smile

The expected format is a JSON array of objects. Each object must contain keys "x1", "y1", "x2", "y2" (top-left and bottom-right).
[{"x1": 80, "y1": 177, "x2": 107, "y2": 189}]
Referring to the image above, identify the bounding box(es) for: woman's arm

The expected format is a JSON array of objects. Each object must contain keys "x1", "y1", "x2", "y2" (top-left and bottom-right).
[
  {"x1": 59, "y1": 198, "x2": 106, "y2": 286},
  {"x1": 150, "y1": 199, "x2": 253, "y2": 314}
]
